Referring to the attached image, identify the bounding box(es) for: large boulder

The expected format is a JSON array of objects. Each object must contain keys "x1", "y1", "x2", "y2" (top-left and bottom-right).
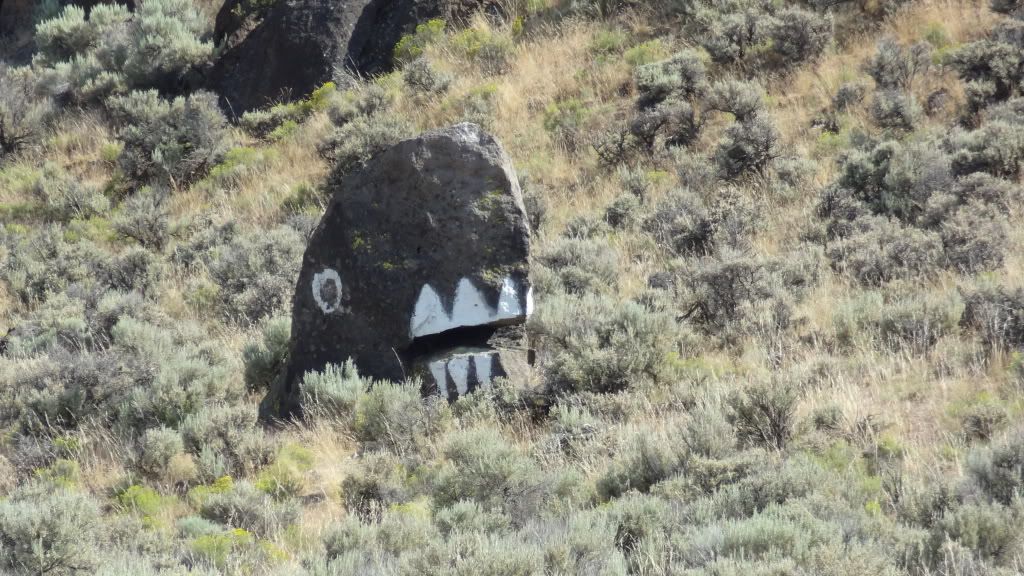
[
  {"x1": 208, "y1": 0, "x2": 371, "y2": 116},
  {"x1": 208, "y1": 0, "x2": 502, "y2": 115},
  {"x1": 263, "y1": 123, "x2": 532, "y2": 418}
]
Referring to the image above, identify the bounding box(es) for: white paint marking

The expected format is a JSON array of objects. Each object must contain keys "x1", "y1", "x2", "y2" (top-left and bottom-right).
[
  {"x1": 312, "y1": 268, "x2": 343, "y2": 314},
  {"x1": 474, "y1": 353, "x2": 493, "y2": 387},
  {"x1": 448, "y1": 356, "x2": 470, "y2": 395},
  {"x1": 452, "y1": 278, "x2": 492, "y2": 327},
  {"x1": 429, "y1": 360, "x2": 449, "y2": 398},
  {"x1": 410, "y1": 284, "x2": 451, "y2": 338},
  {"x1": 496, "y1": 277, "x2": 522, "y2": 317},
  {"x1": 409, "y1": 276, "x2": 533, "y2": 339}
]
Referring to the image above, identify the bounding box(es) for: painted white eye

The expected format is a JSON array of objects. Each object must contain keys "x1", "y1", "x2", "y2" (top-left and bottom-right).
[{"x1": 312, "y1": 268, "x2": 343, "y2": 314}]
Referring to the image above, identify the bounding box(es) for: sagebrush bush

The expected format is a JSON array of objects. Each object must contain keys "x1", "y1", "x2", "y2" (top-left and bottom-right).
[
  {"x1": 866, "y1": 38, "x2": 932, "y2": 90},
  {"x1": 940, "y1": 201, "x2": 1009, "y2": 273},
  {"x1": 106, "y1": 90, "x2": 228, "y2": 187},
  {"x1": 715, "y1": 114, "x2": 779, "y2": 179},
  {"x1": 766, "y1": 7, "x2": 832, "y2": 67},
  {"x1": 947, "y1": 121, "x2": 1024, "y2": 179},
  {"x1": 967, "y1": 428, "x2": 1024, "y2": 505},
  {"x1": 112, "y1": 187, "x2": 171, "y2": 250},
  {"x1": 242, "y1": 316, "x2": 291, "y2": 394},
  {"x1": 643, "y1": 188, "x2": 713, "y2": 255},
  {"x1": 960, "y1": 285, "x2": 1024, "y2": 347},
  {"x1": 204, "y1": 224, "x2": 304, "y2": 324},
  {"x1": 825, "y1": 216, "x2": 942, "y2": 285},
  {"x1": 0, "y1": 484, "x2": 102, "y2": 575},
  {"x1": 30, "y1": 163, "x2": 109, "y2": 221},
  {"x1": 355, "y1": 380, "x2": 451, "y2": 454},
  {"x1": 299, "y1": 359, "x2": 367, "y2": 418},
  {"x1": 199, "y1": 481, "x2": 299, "y2": 538},
  {"x1": 403, "y1": 57, "x2": 452, "y2": 95},
  {"x1": 0, "y1": 65, "x2": 51, "y2": 161},
  {"x1": 536, "y1": 236, "x2": 620, "y2": 295},
  {"x1": 727, "y1": 380, "x2": 799, "y2": 450},
  {"x1": 634, "y1": 50, "x2": 707, "y2": 107},
  {"x1": 706, "y1": 80, "x2": 765, "y2": 122},
  {"x1": 33, "y1": 0, "x2": 212, "y2": 102},
  {"x1": 321, "y1": 113, "x2": 413, "y2": 184},
  {"x1": 532, "y1": 293, "x2": 676, "y2": 394},
  {"x1": 433, "y1": 427, "x2": 544, "y2": 513},
  {"x1": 871, "y1": 90, "x2": 921, "y2": 131},
  {"x1": 950, "y1": 21, "x2": 1024, "y2": 110}
]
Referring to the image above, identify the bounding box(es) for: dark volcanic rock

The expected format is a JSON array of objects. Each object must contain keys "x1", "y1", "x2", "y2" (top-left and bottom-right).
[
  {"x1": 208, "y1": 0, "x2": 371, "y2": 116},
  {"x1": 209, "y1": 0, "x2": 503, "y2": 115},
  {"x1": 264, "y1": 123, "x2": 532, "y2": 418}
]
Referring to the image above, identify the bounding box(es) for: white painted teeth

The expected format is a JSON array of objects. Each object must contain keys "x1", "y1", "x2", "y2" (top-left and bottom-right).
[
  {"x1": 428, "y1": 352, "x2": 500, "y2": 398},
  {"x1": 409, "y1": 276, "x2": 531, "y2": 338}
]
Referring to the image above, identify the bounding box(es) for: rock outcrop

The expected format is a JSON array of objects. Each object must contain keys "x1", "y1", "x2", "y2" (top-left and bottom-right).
[
  {"x1": 264, "y1": 123, "x2": 532, "y2": 418},
  {"x1": 208, "y1": 0, "x2": 503, "y2": 115},
  {"x1": 208, "y1": 0, "x2": 372, "y2": 116}
]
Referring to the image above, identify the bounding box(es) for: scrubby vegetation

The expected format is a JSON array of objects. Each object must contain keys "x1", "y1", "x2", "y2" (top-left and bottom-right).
[{"x1": 2, "y1": 0, "x2": 1024, "y2": 573}]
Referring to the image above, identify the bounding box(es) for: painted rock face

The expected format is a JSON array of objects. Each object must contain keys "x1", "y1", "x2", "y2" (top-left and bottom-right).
[{"x1": 264, "y1": 123, "x2": 532, "y2": 418}]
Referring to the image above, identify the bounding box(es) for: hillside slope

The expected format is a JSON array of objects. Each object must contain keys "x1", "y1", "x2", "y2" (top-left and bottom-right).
[{"x1": 2, "y1": 0, "x2": 1024, "y2": 573}]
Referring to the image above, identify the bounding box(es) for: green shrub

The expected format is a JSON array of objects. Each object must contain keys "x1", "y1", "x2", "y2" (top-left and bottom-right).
[
  {"x1": 701, "y1": 10, "x2": 767, "y2": 65},
  {"x1": 536, "y1": 236, "x2": 620, "y2": 295},
  {"x1": 101, "y1": 246, "x2": 165, "y2": 296},
  {"x1": 871, "y1": 90, "x2": 921, "y2": 131},
  {"x1": 432, "y1": 427, "x2": 542, "y2": 511},
  {"x1": 393, "y1": 19, "x2": 446, "y2": 63},
  {"x1": 598, "y1": 432, "x2": 685, "y2": 500},
  {"x1": 825, "y1": 216, "x2": 942, "y2": 285},
  {"x1": 0, "y1": 65, "x2": 51, "y2": 161},
  {"x1": 727, "y1": 380, "x2": 799, "y2": 450},
  {"x1": 33, "y1": 0, "x2": 211, "y2": 102},
  {"x1": 833, "y1": 82, "x2": 866, "y2": 111},
  {"x1": 199, "y1": 481, "x2": 299, "y2": 538},
  {"x1": 604, "y1": 192, "x2": 643, "y2": 229},
  {"x1": 320, "y1": 113, "x2": 413, "y2": 184},
  {"x1": 643, "y1": 188, "x2": 713, "y2": 256},
  {"x1": 715, "y1": 114, "x2": 779, "y2": 179},
  {"x1": 341, "y1": 451, "x2": 412, "y2": 520},
  {"x1": 450, "y1": 27, "x2": 514, "y2": 75},
  {"x1": 532, "y1": 293, "x2": 676, "y2": 394},
  {"x1": 766, "y1": 7, "x2": 832, "y2": 67},
  {"x1": 242, "y1": 316, "x2": 291, "y2": 394},
  {"x1": 940, "y1": 201, "x2": 1009, "y2": 273},
  {"x1": 544, "y1": 98, "x2": 591, "y2": 153},
  {"x1": 300, "y1": 359, "x2": 367, "y2": 418},
  {"x1": 960, "y1": 285, "x2": 1024, "y2": 348},
  {"x1": 680, "y1": 248, "x2": 795, "y2": 335},
  {"x1": 866, "y1": 38, "x2": 932, "y2": 90},
  {"x1": 29, "y1": 163, "x2": 109, "y2": 221},
  {"x1": 403, "y1": 57, "x2": 451, "y2": 94},
  {"x1": 112, "y1": 187, "x2": 170, "y2": 251},
  {"x1": 355, "y1": 380, "x2": 451, "y2": 453},
  {"x1": 204, "y1": 225, "x2": 304, "y2": 324},
  {"x1": 933, "y1": 501, "x2": 1024, "y2": 563},
  {"x1": 966, "y1": 428, "x2": 1024, "y2": 504},
  {"x1": 0, "y1": 484, "x2": 101, "y2": 575},
  {"x1": 139, "y1": 426, "x2": 185, "y2": 473},
  {"x1": 949, "y1": 22, "x2": 1024, "y2": 110},
  {"x1": 947, "y1": 121, "x2": 1024, "y2": 179},
  {"x1": 435, "y1": 500, "x2": 511, "y2": 535},
  {"x1": 634, "y1": 50, "x2": 707, "y2": 107},
  {"x1": 706, "y1": 80, "x2": 765, "y2": 122},
  {"x1": 106, "y1": 90, "x2": 228, "y2": 187}
]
